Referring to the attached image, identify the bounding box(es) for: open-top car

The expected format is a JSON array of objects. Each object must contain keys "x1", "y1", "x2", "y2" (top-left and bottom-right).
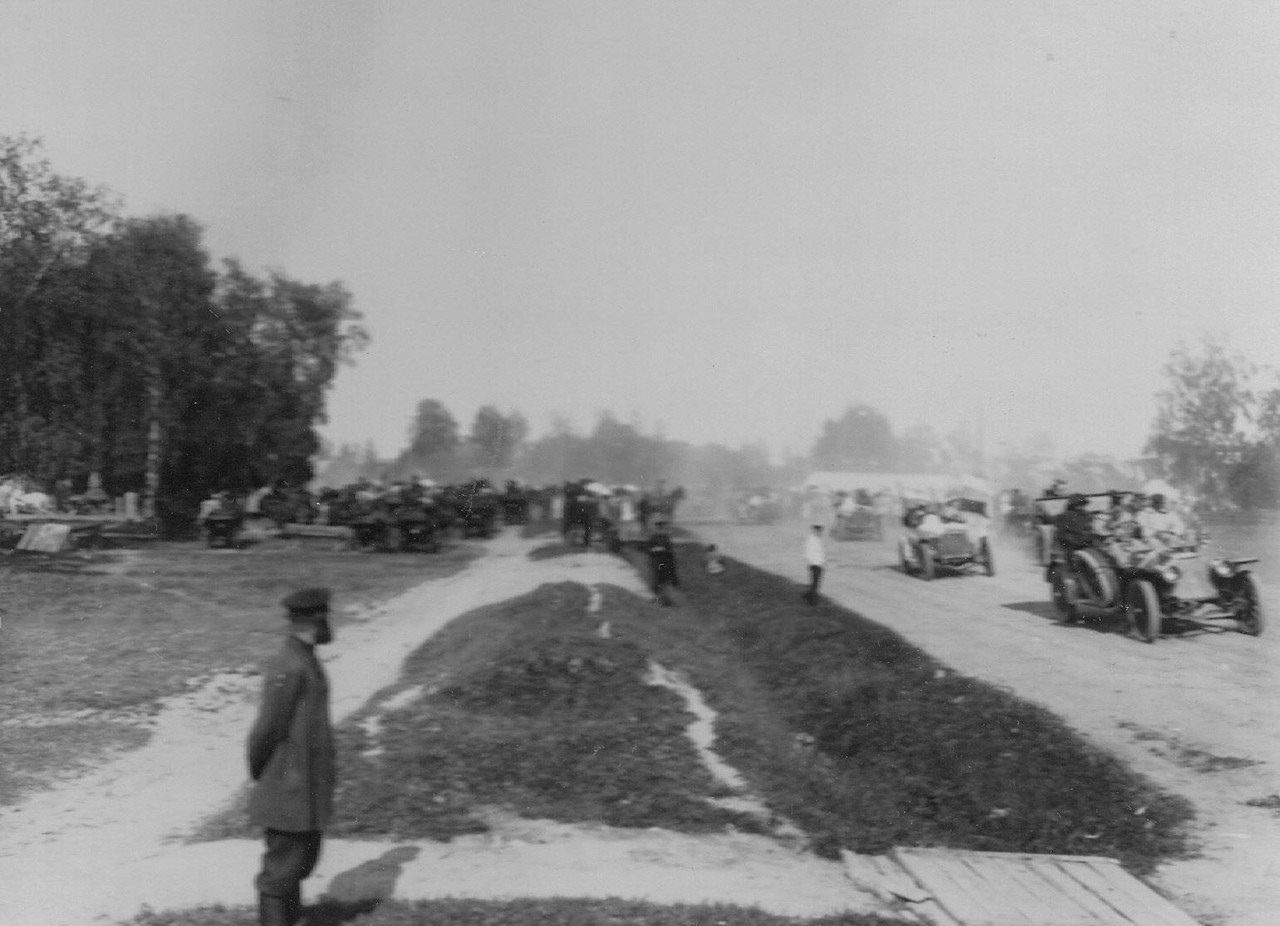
[
  {"x1": 833, "y1": 505, "x2": 884, "y2": 541},
  {"x1": 1041, "y1": 492, "x2": 1263, "y2": 642},
  {"x1": 898, "y1": 497, "x2": 995, "y2": 580}
]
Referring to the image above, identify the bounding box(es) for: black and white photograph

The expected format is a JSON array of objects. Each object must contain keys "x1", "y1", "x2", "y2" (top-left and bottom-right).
[{"x1": 0, "y1": 3, "x2": 1277, "y2": 924}]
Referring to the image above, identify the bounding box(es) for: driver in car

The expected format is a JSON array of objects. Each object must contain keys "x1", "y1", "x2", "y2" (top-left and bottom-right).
[
  {"x1": 916, "y1": 503, "x2": 948, "y2": 539},
  {"x1": 1055, "y1": 494, "x2": 1096, "y2": 553}
]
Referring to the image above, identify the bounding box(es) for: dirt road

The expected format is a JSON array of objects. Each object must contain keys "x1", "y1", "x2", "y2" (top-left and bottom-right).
[{"x1": 692, "y1": 520, "x2": 1280, "y2": 926}]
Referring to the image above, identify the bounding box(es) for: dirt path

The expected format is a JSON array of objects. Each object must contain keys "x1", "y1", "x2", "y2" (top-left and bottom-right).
[
  {"x1": 694, "y1": 521, "x2": 1280, "y2": 926},
  {"x1": 0, "y1": 533, "x2": 879, "y2": 925}
]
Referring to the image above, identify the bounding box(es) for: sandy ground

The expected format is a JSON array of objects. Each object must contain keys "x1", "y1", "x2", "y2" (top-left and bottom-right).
[
  {"x1": 694, "y1": 521, "x2": 1280, "y2": 926},
  {"x1": 0, "y1": 533, "x2": 881, "y2": 925}
]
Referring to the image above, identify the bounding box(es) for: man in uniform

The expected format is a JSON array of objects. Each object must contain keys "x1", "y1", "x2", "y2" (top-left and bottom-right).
[{"x1": 247, "y1": 588, "x2": 337, "y2": 926}]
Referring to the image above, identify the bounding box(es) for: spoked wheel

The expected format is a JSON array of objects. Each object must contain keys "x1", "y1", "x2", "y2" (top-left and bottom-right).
[
  {"x1": 1125, "y1": 579, "x2": 1162, "y2": 643},
  {"x1": 980, "y1": 538, "x2": 996, "y2": 577},
  {"x1": 899, "y1": 539, "x2": 915, "y2": 575},
  {"x1": 1049, "y1": 566, "x2": 1078, "y2": 622},
  {"x1": 1236, "y1": 575, "x2": 1265, "y2": 636},
  {"x1": 1073, "y1": 548, "x2": 1118, "y2": 608},
  {"x1": 920, "y1": 544, "x2": 936, "y2": 581},
  {"x1": 1035, "y1": 525, "x2": 1053, "y2": 566}
]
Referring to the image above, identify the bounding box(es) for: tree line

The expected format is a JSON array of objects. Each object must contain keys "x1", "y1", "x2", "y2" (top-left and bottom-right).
[
  {"x1": 321, "y1": 401, "x2": 792, "y2": 494},
  {"x1": 342, "y1": 334, "x2": 1280, "y2": 513},
  {"x1": 0, "y1": 136, "x2": 367, "y2": 525},
  {"x1": 1145, "y1": 336, "x2": 1280, "y2": 510}
]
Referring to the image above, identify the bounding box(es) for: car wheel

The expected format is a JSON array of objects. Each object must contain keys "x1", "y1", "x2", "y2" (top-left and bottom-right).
[
  {"x1": 1050, "y1": 566, "x2": 1079, "y2": 622},
  {"x1": 1034, "y1": 525, "x2": 1050, "y2": 566},
  {"x1": 1073, "y1": 548, "x2": 1118, "y2": 607},
  {"x1": 981, "y1": 538, "x2": 995, "y2": 577},
  {"x1": 920, "y1": 544, "x2": 936, "y2": 581},
  {"x1": 1125, "y1": 579, "x2": 1161, "y2": 643},
  {"x1": 1236, "y1": 575, "x2": 1265, "y2": 636},
  {"x1": 898, "y1": 539, "x2": 915, "y2": 574}
]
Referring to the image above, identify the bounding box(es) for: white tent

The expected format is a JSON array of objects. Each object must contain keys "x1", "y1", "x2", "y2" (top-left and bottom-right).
[{"x1": 803, "y1": 471, "x2": 994, "y2": 501}]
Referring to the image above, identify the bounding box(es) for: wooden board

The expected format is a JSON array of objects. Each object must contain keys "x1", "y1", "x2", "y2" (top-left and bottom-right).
[
  {"x1": 841, "y1": 851, "x2": 960, "y2": 925},
  {"x1": 17, "y1": 523, "x2": 72, "y2": 552},
  {"x1": 280, "y1": 523, "x2": 353, "y2": 539},
  {"x1": 2, "y1": 513, "x2": 138, "y2": 523},
  {"x1": 886, "y1": 848, "x2": 1200, "y2": 926}
]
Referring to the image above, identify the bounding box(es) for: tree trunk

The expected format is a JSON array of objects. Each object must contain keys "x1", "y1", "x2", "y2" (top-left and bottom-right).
[{"x1": 142, "y1": 375, "x2": 162, "y2": 518}]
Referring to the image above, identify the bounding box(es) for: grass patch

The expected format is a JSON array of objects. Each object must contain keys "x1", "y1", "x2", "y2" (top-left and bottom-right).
[
  {"x1": 124, "y1": 898, "x2": 896, "y2": 925},
  {"x1": 0, "y1": 721, "x2": 150, "y2": 805},
  {"x1": 607, "y1": 544, "x2": 1193, "y2": 873},
  {"x1": 197, "y1": 534, "x2": 1189, "y2": 876},
  {"x1": 199, "y1": 582, "x2": 759, "y2": 841},
  {"x1": 0, "y1": 540, "x2": 478, "y2": 806}
]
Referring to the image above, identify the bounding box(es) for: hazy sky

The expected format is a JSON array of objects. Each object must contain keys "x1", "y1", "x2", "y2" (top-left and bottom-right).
[{"x1": 4, "y1": 1, "x2": 1279, "y2": 463}]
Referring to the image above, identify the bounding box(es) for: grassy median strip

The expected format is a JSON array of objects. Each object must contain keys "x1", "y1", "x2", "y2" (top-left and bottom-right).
[
  {"x1": 0, "y1": 540, "x2": 478, "y2": 806},
  {"x1": 127, "y1": 898, "x2": 894, "y2": 925},
  {"x1": 612, "y1": 541, "x2": 1193, "y2": 873},
  {"x1": 200, "y1": 580, "x2": 760, "y2": 841}
]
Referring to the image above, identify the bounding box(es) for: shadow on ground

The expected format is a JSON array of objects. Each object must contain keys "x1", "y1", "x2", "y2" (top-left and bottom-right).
[{"x1": 309, "y1": 846, "x2": 420, "y2": 924}]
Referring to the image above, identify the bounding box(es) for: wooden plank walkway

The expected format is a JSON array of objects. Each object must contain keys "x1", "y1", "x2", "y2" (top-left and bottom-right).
[
  {"x1": 280, "y1": 522, "x2": 352, "y2": 539},
  {"x1": 842, "y1": 848, "x2": 1200, "y2": 926}
]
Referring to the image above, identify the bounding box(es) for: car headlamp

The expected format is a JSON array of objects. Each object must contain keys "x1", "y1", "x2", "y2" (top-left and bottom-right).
[
  {"x1": 1161, "y1": 566, "x2": 1182, "y2": 584},
  {"x1": 1211, "y1": 560, "x2": 1234, "y2": 579}
]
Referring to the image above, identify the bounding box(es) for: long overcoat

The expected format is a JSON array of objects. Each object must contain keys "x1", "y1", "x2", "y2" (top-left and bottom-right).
[{"x1": 247, "y1": 636, "x2": 335, "y2": 832}]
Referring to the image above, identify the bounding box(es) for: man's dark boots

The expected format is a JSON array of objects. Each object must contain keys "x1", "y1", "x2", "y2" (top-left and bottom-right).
[
  {"x1": 258, "y1": 893, "x2": 289, "y2": 926},
  {"x1": 286, "y1": 886, "x2": 304, "y2": 925}
]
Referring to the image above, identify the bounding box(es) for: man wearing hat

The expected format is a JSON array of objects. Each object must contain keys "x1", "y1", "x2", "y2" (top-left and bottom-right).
[
  {"x1": 1054, "y1": 494, "x2": 1096, "y2": 553},
  {"x1": 246, "y1": 588, "x2": 337, "y2": 926}
]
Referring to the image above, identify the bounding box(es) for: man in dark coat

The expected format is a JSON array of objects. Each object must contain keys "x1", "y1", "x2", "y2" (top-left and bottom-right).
[
  {"x1": 247, "y1": 587, "x2": 337, "y2": 926},
  {"x1": 1055, "y1": 493, "x2": 1096, "y2": 553},
  {"x1": 647, "y1": 518, "x2": 679, "y2": 604}
]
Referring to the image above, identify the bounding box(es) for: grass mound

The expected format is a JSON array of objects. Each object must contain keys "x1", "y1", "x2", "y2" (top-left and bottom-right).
[
  {"x1": 607, "y1": 543, "x2": 1193, "y2": 872},
  {"x1": 324, "y1": 582, "x2": 760, "y2": 839},
  {"x1": 125, "y1": 898, "x2": 895, "y2": 925}
]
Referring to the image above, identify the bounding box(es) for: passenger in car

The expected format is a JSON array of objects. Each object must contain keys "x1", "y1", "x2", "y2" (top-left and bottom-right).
[{"x1": 1138, "y1": 493, "x2": 1190, "y2": 549}]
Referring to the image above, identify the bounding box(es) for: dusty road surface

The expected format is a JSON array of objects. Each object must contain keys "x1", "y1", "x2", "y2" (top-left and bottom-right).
[{"x1": 693, "y1": 520, "x2": 1280, "y2": 926}]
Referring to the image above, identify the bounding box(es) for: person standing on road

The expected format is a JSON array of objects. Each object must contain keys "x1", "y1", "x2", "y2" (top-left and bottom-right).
[
  {"x1": 803, "y1": 524, "x2": 826, "y2": 605},
  {"x1": 247, "y1": 587, "x2": 337, "y2": 926},
  {"x1": 647, "y1": 518, "x2": 679, "y2": 604}
]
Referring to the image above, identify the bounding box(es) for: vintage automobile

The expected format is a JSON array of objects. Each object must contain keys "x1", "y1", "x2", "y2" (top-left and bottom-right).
[
  {"x1": 204, "y1": 510, "x2": 242, "y2": 549},
  {"x1": 393, "y1": 502, "x2": 441, "y2": 553},
  {"x1": 201, "y1": 494, "x2": 243, "y2": 549},
  {"x1": 898, "y1": 498, "x2": 995, "y2": 580},
  {"x1": 833, "y1": 505, "x2": 884, "y2": 541},
  {"x1": 1044, "y1": 500, "x2": 1264, "y2": 643},
  {"x1": 735, "y1": 490, "x2": 781, "y2": 525}
]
